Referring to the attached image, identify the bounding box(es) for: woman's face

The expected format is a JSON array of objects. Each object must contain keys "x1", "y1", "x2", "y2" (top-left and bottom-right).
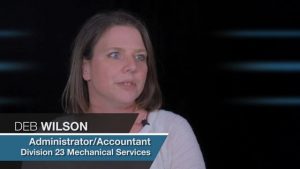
[{"x1": 83, "y1": 25, "x2": 148, "y2": 108}]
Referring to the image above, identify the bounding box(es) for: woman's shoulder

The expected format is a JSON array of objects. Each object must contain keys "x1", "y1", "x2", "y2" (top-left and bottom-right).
[
  {"x1": 148, "y1": 109, "x2": 192, "y2": 132},
  {"x1": 149, "y1": 109, "x2": 185, "y2": 122}
]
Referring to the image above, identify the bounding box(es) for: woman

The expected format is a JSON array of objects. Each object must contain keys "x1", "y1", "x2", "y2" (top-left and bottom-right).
[{"x1": 62, "y1": 10, "x2": 206, "y2": 169}]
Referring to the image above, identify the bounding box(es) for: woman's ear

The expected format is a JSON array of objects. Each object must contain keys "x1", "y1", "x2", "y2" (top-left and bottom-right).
[{"x1": 82, "y1": 59, "x2": 91, "y2": 81}]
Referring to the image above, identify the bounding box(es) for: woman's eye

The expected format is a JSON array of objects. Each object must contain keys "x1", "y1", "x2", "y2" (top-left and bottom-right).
[
  {"x1": 108, "y1": 52, "x2": 120, "y2": 59},
  {"x1": 135, "y1": 54, "x2": 147, "y2": 62}
]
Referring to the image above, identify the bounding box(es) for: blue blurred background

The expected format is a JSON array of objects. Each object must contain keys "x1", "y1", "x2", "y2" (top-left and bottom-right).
[{"x1": 0, "y1": 0, "x2": 299, "y2": 169}]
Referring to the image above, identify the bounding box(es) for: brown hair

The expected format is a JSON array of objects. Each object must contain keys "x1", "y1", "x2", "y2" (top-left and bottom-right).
[{"x1": 62, "y1": 10, "x2": 162, "y2": 113}]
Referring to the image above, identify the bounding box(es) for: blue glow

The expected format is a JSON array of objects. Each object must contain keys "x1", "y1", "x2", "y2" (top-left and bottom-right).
[
  {"x1": 224, "y1": 62, "x2": 300, "y2": 72},
  {"x1": 0, "y1": 62, "x2": 36, "y2": 72},
  {"x1": 0, "y1": 30, "x2": 30, "y2": 38},
  {"x1": 231, "y1": 97, "x2": 300, "y2": 106},
  {"x1": 221, "y1": 30, "x2": 300, "y2": 38},
  {"x1": 0, "y1": 97, "x2": 25, "y2": 105}
]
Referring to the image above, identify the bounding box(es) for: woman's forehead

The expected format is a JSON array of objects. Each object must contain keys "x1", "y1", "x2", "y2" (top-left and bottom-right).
[{"x1": 95, "y1": 25, "x2": 146, "y2": 51}]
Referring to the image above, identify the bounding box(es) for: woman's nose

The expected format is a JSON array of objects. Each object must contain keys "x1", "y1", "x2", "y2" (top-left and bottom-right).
[{"x1": 123, "y1": 56, "x2": 137, "y2": 73}]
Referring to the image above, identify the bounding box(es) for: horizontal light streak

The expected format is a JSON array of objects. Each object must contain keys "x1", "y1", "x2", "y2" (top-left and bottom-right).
[
  {"x1": 0, "y1": 62, "x2": 36, "y2": 72},
  {"x1": 220, "y1": 30, "x2": 300, "y2": 38},
  {"x1": 224, "y1": 62, "x2": 300, "y2": 72},
  {"x1": 230, "y1": 97, "x2": 300, "y2": 106},
  {"x1": 0, "y1": 30, "x2": 30, "y2": 38},
  {"x1": 0, "y1": 97, "x2": 30, "y2": 105}
]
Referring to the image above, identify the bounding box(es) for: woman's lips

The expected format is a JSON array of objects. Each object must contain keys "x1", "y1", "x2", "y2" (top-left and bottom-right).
[{"x1": 116, "y1": 81, "x2": 136, "y2": 90}]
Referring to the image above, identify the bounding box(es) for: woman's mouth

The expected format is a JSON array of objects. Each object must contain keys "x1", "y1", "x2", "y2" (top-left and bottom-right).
[{"x1": 116, "y1": 81, "x2": 137, "y2": 90}]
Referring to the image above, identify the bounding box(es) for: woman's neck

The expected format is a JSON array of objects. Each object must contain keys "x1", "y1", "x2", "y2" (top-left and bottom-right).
[{"x1": 88, "y1": 103, "x2": 136, "y2": 113}]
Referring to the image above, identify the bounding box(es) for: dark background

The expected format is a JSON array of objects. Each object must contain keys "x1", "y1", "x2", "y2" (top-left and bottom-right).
[{"x1": 0, "y1": 0, "x2": 299, "y2": 169}]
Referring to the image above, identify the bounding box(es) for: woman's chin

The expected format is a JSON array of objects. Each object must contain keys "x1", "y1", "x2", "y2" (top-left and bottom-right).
[{"x1": 114, "y1": 96, "x2": 138, "y2": 106}]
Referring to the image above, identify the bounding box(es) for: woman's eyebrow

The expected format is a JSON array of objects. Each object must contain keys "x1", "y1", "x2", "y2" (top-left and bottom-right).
[
  {"x1": 107, "y1": 47, "x2": 123, "y2": 51},
  {"x1": 135, "y1": 49, "x2": 147, "y2": 53},
  {"x1": 107, "y1": 47, "x2": 146, "y2": 53}
]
